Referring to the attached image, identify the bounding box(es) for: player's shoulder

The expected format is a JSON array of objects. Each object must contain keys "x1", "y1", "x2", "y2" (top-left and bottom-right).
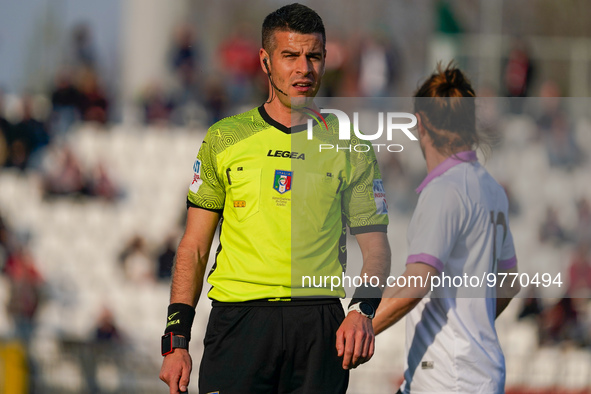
[
  {"x1": 468, "y1": 162, "x2": 508, "y2": 199},
  {"x1": 420, "y1": 176, "x2": 467, "y2": 214},
  {"x1": 445, "y1": 159, "x2": 503, "y2": 195},
  {"x1": 454, "y1": 161, "x2": 510, "y2": 212},
  {"x1": 426, "y1": 171, "x2": 465, "y2": 194}
]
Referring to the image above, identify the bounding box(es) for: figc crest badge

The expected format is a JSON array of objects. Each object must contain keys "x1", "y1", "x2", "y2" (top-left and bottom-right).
[{"x1": 273, "y1": 170, "x2": 292, "y2": 194}]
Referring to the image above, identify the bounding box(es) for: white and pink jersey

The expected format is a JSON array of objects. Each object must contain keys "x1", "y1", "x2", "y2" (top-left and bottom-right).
[{"x1": 401, "y1": 150, "x2": 517, "y2": 394}]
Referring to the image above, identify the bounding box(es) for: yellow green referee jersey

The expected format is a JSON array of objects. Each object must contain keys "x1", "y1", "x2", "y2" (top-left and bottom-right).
[{"x1": 187, "y1": 105, "x2": 388, "y2": 302}]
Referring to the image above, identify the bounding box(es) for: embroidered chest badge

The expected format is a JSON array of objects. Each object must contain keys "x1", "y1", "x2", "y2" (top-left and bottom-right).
[{"x1": 273, "y1": 170, "x2": 292, "y2": 194}]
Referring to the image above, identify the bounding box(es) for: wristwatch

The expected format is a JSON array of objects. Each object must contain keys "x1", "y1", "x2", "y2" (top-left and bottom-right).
[
  {"x1": 161, "y1": 332, "x2": 189, "y2": 356},
  {"x1": 348, "y1": 302, "x2": 376, "y2": 319}
]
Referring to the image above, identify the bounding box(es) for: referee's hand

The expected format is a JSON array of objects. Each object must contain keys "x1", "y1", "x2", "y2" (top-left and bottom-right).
[
  {"x1": 336, "y1": 312, "x2": 375, "y2": 370},
  {"x1": 160, "y1": 348, "x2": 192, "y2": 394}
]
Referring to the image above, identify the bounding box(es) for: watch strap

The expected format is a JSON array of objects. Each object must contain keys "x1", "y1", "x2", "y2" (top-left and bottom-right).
[{"x1": 172, "y1": 335, "x2": 188, "y2": 350}]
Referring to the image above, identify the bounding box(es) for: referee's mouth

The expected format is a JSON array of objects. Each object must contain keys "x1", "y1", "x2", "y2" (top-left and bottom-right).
[{"x1": 292, "y1": 80, "x2": 314, "y2": 94}]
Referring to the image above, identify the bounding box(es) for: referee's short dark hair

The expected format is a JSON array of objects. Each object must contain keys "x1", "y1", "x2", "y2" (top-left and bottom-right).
[{"x1": 262, "y1": 3, "x2": 326, "y2": 52}]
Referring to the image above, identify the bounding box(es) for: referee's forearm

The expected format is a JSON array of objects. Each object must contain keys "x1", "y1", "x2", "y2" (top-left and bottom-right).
[
  {"x1": 358, "y1": 233, "x2": 391, "y2": 287},
  {"x1": 360, "y1": 253, "x2": 391, "y2": 287},
  {"x1": 170, "y1": 242, "x2": 208, "y2": 307}
]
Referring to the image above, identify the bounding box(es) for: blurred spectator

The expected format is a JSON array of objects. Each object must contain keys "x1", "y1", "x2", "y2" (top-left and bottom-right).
[
  {"x1": 50, "y1": 69, "x2": 83, "y2": 136},
  {"x1": 0, "y1": 211, "x2": 11, "y2": 269},
  {"x1": 5, "y1": 95, "x2": 50, "y2": 171},
  {"x1": 218, "y1": 25, "x2": 260, "y2": 104},
  {"x1": 567, "y1": 242, "x2": 591, "y2": 298},
  {"x1": 141, "y1": 82, "x2": 173, "y2": 125},
  {"x1": 0, "y1": 210, "x2": 7, "y2": 246},
  {"x1": 321, "y1": 37, "x2": 347, "y2": 97},
  {"x1": 543, "y1": 113, "x2": 583, "y2": 170},
  {"x1": 203, "y1": 78, "x2": 229, "y2": 125},
  {"x1": 428, "y1": 0, "x2": 464, "y2": 86},
  {"x1": 518, "y1": 291, "x2": 544, "y2": 321},
  {"x1": 517, "y1": 288, "x2": 545, "y2": 343},
  {"x1": 61, "y1": 23, "x2": 109, "y2": 125},
  {"x1": 3, "y1": 245, "x2": 45, "y2": 344},
  {"x1": 118, "y1": 235, "x2": 154, "y2": 283},
  {"x1": 4, "y1": 139, "x2": 29, "y2": 171},
  {"x1": 357, "y1": 34, "x2": 401, "y2": 97},
  {"x1": 170, "y1": 24, "x2": 202, "y2": 108},
  {"x1": 82, "y1": 306, "x2": 124, "y2": 394},
  {"x1": 0, "y1": 123, "x2": 7, "y2": 168},
  {"x1": 69, "y1": 23, "x2": 97, "y2": 71},
  {"x1": 536, "y1": 80, "x2": 562, "y2": 126},
  {"x1": 0, "y1": 209, "x2": 17, "y2": 253},
  {"x1": 86, "y1": 161, "x2": 122, "y2": 202},
  {"x1": 538, "y1": 206, "x2": 568, "y2": 245},
  {"x1": 171, "y1": 25, "x2": 199, "y2": 76},
  {"x1": 0, "y1": 88, "x2": 12, "y2": 167},
  {"x1": 536, "y1": 81, "x2": 584, "y2": 169},
  {"x1": 41, "y1": 145, "x2": 122, "y2": 201},
  {"x1": 436, "y1": 0, "x2": 463, "y2": 34},
  {"x1": 540, "y1": 297, "x2": 585, "y2": 346},
  {"x1": 42, "y1": 145, "x2": 89, "y2": 198},
  {"x1": 575, "y1": 198, "x2": 591, "y2": 245},
  {"x1": 77, "y1": 68, "x2": 109, "y2": 124},
  {"x1": 503, "y1": 39, "x2": 535, "y2": 111},
  {"x1": 157, "y1": 235, "x2": 177, "y2": 280},
  {"x1": 95, "y1": 306, "x2": 121, "y2": 343}
]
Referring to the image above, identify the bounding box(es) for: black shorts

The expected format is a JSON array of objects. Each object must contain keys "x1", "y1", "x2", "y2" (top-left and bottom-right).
[{"x1": 198, "y1": 299, "x2": 349, "y2": 394}]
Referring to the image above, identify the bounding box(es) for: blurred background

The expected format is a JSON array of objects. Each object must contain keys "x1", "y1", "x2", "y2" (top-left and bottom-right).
[{"x1": 0, "y1": 0, "x2": 590, "y2": 392}]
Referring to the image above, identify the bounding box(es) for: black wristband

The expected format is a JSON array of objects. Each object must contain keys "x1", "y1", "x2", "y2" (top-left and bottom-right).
[
  {"x1": 349, "y1": 284, "x2": 382, "y2": 312},
  {"x1": 164, "y1": 303, "x2": 196, "y2": 342}
]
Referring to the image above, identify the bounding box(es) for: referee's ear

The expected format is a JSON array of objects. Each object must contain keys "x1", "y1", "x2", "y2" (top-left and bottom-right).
[{"x1": 260, "y1": 48, "x2": 270, "y2": 75}]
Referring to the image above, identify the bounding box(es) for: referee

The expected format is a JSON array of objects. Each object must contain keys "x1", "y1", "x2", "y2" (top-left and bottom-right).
[
  {"x1": 159, "y1": 4, "x2": 391, "y2": 393},
  {"x1": 372, "y1": 64, "x2": 521, "y2": 394}
]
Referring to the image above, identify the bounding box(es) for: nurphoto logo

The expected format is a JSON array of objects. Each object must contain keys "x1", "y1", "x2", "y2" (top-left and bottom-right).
[{"x1": 304, "y1": 108, "x2": 418, "y2": 153}]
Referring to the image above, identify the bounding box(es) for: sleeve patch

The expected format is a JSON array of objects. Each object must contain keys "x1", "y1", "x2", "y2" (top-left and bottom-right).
[
  {"x1": 189, "y1": 159, "x2": 203, "y2": 193},
  {"x1": 373, "y1": 179, "x2": 388, "y2": 215}
]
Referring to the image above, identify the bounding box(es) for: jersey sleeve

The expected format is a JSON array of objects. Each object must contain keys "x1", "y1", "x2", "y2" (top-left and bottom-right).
[
  {"x1": 342, "y1": 142, "x2": 389, "y2": 235},
  {"x1": 187, "y1": 130, "x2": 225, "y2": 212},
  {"x1": 406, "y1": 182, "x2": 465, "y2": 272},
  {"x1": 498, "y1": 226, "x2": 517, "y2": 270}
]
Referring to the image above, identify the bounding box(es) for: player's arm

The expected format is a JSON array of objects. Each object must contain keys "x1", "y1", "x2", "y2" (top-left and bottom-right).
[
  {"x1": 160, "y1": 207, "x2": 220, "y2": 394},
  {"x1": 373, "y1": 182, "x2": 462, "y2": 335},
  {"x1": 373, "y1": 262, "x2": 438, "y2": 335},
  {"x1": 496, "y1": 265, "x2": 520, "y2": 318},
  {"x1": 336, "y1": 231, "x2": 390, "y2": 370}
]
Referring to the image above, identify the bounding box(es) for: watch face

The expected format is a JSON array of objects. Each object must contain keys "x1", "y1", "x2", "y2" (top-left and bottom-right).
[
  {"x1": 359, "y1": 302, "x2": 374, "y2": 316},
  {"x1": 161, "y1": 333, "x2": 174, "y2": 356}
]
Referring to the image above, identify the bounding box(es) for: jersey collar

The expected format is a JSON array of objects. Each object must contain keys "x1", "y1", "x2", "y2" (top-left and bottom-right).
[
  {"x1": 415, "y1": 150, "x2": 478, "y2": 194},
  {"x1": 258, "y1": 105, "x2": 319, "y2": 135}
]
